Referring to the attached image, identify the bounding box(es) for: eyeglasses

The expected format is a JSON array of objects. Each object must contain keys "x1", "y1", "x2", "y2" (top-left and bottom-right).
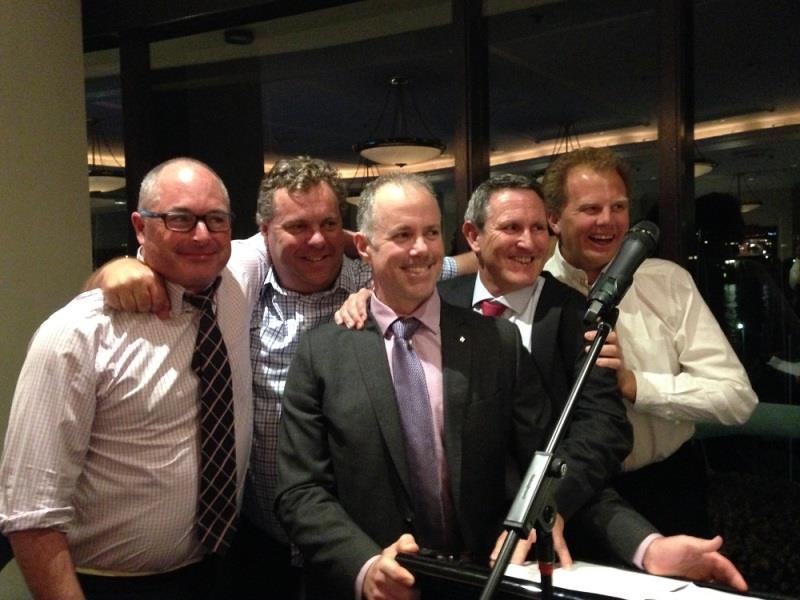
[{"x1": 139, "y1": 210, "x2": 235, "y2": 233}]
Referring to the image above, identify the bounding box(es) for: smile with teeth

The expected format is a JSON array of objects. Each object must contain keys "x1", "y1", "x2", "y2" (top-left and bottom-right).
[
  {"x1": 404, "y1": 264, "x2": 431, "y2": 275},
  {"x1": 509, "y1": 256, "x2": 534, "y2": 264},
  {"x1": 589, "y1": 233, "x2": 615, "y2": 245},
  {"x1": 304, "y1": 256, "x2": 329, "y2": 262}
]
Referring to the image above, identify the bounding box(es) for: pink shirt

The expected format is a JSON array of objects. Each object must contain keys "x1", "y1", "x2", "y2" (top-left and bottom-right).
[{"x1": 355, "y1": 292, "x2": 450, "y2": 598}]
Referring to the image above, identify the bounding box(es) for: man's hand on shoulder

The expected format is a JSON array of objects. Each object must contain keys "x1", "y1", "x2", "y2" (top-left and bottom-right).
[
  {"x1": 363, "y1": 534, "x2": 419, "y2": 600},
  {"x1": 643, "y1": 534, "x2": 748, "y2": 592},
  {"x1": 334, "y1": 288, "x2": 372, "y2": 330},
  {"x1": 86, "y1": 257, "x2": 171, "y2": 320}
]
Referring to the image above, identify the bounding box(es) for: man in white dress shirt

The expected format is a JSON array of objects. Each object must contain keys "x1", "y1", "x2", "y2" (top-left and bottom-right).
[
  {"x1": 0, "y1": 158, "x2": 263, "y2": 600},
  {"x1": 542, "y1": 147, "x2": 758, "y2": 537}
]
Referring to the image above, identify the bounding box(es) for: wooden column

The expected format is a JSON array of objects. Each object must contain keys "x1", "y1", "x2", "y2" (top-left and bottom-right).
[
  {"x1": 120, "y1": 32, "x2": 154, "y2": 253},
  {"x1": 452, "y1": 0, "x2": 489, "y2": 253},
  {"x1": 657, "y1": 0, "x2": 694, "y2": 264}
]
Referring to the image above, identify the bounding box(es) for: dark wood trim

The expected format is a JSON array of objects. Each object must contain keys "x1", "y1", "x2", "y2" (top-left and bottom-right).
[
  {"x1": 120, "y1": 32, "x2": 154, "y2": 253},
  {"x1": 452, "y1": 0, "x2": 490, "y2": 253},
  {"x1": 83, "y1": 0, "x2": 361, "y2": 52},
  {"x1": 657, "y1": 0, "x2": 694, "y2": 265}
]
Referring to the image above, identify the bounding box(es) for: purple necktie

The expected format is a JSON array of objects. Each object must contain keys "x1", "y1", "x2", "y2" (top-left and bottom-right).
[
  {"x1": 185, "y1": 285, "x2": 238, "y2": 555},
  {"x1": 390, "y1": 317, "x2": 449, "y2": 549}
]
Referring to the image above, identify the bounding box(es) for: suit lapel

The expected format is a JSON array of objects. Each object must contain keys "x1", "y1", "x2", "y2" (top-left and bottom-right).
[
  {"x1": 440, "y1": 305, "x2": 471, "y2": 514},
  {"x1": 353, "y1": 317, "x2": 412, "y2": 494},
  {"x1": 439, "y1": 274, "x2": 477, "y2": 309},
  {"x1": 531, "y1": 277, "x2": 559, "y2": 381}
]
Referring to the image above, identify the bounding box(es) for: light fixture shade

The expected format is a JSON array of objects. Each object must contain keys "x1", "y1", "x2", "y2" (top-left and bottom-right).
[
  {"x1": 88, "y1": 167, "x2": 126, "y2": 193},
  {"x1": 740, "y1": 200, "x2": 762, "y2": 213},
  {"x1": 693, "y1": 159, "x2": 715, "y2": 177},
  {"x1": 355, "y1": 138, "x2": 445, "y2": 167}
]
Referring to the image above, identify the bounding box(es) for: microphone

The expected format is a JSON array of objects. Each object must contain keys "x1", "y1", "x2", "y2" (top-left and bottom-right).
[{"x1": 583, "y1": 221, "x2": 660, "y2": 325}]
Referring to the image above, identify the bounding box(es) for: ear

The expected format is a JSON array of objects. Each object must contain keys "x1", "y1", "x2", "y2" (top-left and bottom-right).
[
  {"x1": 354, "y1": 232, "x2": 371, "y2": 263},
  {"x1": 547, "y1": 211, "x2": 561, "y2": 236},
  {"x1": 131, "y1": 212, "x2": 147, "y2": 246},
  {"x1": 462, "y1": 221, "x2": 482, "y2": 254}
]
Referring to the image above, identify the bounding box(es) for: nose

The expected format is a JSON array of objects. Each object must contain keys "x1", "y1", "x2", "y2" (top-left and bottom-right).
[
  {"x1": 596, "y1": 206, "x2": 612, "y2": 225},
  {"x1": 307, "y1": 228, "x2": 326, "y2": 247},
  {"x1": 409, "y1": 235, "x2": 429, "y2": 256},
  {"x1": 517, "y1": 228, "x2": 535, "y2": 249},
  {"x1": 192, "y1": 219, "x2": 212, "y2": 241}
]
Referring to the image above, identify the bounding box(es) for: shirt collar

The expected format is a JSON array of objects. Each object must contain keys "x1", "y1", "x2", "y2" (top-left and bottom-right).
[
  {"x1": 548, "y1": 243, "x2": 591, "y2": 296},
  {"x1": 264, "y1": 255, "x2": 358, "y2": 298},
  {"x1": 371, "y1": 291, "x2": 441, "y2": 338},
  {"x1": 472, "y1": 273, "x2": 541, "y2": 315}
]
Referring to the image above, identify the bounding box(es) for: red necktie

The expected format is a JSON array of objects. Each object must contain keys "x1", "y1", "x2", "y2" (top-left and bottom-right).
[{"x1": 479, "y1": 299, "x2": 507, "y2": 317}]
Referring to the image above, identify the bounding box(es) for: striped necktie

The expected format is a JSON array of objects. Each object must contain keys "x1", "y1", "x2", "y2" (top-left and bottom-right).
[{"x1": 185, "y1": 282, "x2": 238, "y2": 554}]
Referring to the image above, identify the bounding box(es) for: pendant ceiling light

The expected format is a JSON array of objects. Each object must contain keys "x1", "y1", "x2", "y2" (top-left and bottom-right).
[
  {"x1": 88, "y1": 117, "x2": 125, "y2": 193},
  {"x1": 345, "y1": 161, "x2": 381, "y2": 206},
  {"x1": 534, "y1": 122, "x2": 581, "y2": 182},
  {"x1": 354, "y1": 76, "x2": 444, "y2": 168},
  {"x1": 693, "y1": 142, "x2": 716, "y2": 178}
]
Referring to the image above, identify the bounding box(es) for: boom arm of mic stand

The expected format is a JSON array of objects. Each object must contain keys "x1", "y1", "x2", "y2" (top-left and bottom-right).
[{"x1": 478, "y1": 313, "x2": 618, "y2": 600}]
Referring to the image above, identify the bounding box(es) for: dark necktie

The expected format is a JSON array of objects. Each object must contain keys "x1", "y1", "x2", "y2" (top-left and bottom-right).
[
  {"x1": 390, "y1": 317, "x2": 449, "y2": 549},
  {"x1": 479, "y1": 299, "x2": 507, "y2": 317},
  {"x1": 185, "y1": 283, "x2": 238, "y2": 554}
]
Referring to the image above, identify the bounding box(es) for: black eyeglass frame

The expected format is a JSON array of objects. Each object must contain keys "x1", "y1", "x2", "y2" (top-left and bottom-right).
[{"x1": 138, "y1": 209, "x2": 236, "y2": 233}]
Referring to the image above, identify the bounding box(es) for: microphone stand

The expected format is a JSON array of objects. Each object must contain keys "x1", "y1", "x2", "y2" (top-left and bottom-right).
[{"x1": 478, "y1": 310, "x2": 618, "y2": 600}]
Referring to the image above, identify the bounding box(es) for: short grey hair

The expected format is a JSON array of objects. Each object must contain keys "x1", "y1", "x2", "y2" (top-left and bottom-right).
[
  {"x1": 138, "y1": 157, "x2": 229, "y2": 211},
  {"x1": 256, "y1": 156, "x2": 346, "y2": 225},
  {"x1": 465, "y1": 173, "x2": 543, "y2": 229},
  {"x1": 357, "y1": 172, "x2": 436, "y2": 241}
]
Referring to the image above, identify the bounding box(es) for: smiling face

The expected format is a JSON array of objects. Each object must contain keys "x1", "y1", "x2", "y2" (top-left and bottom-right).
[
  {"x1": 548, "y1": 166, "x2": 630, "y2": 284},
  {"x1": 355, "y1": 182, "x2": 444, "y2": 315},
  {"x1": 463, "y1": 187, "x2": 550, "y2": 297},
  {"x1": 132, "y1": 162, "x2": 231, "y2": 293},
  {"x1": 261, "y1": 181, "x2": 345, "y2": 294}
]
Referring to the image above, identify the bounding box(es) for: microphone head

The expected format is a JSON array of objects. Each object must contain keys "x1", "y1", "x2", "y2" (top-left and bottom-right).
[{"x1": 627, "y1": 220, "x2": 660, "y2": 254}]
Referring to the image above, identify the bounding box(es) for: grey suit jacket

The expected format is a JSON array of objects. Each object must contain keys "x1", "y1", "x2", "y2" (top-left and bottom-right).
[{"x1": 275, "y1": 300, "x2": 550, "y2": 597}]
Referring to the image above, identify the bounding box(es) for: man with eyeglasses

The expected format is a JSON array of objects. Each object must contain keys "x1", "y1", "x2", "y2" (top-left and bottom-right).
[{"x1": 0, "y1": 158, "x2": 264, "y2": 599}]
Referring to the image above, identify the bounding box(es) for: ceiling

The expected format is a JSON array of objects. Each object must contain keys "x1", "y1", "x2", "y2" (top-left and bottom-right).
[{"x1": 84, "y1": 0, "x2": 800, "y2": 202}]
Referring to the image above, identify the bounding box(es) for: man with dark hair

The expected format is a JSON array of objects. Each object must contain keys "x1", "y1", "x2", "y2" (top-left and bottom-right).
[
  {"x1": 440, "y1": 173, "x2": 630, "y2": 522},
  {"x1": 438, "y1": 172, "x2": 748, "y2": 590}
]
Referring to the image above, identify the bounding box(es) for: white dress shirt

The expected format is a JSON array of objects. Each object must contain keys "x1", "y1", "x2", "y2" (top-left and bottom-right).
[
  {"x1": 469, "y1": 275, "x2": 544, "y2": 352},
  {"x1": 545, "y1": 244, "x2": 758, "y2": 470},
  {"x1": 0, "y1": 242, "x2": 264, "y2": 574}
]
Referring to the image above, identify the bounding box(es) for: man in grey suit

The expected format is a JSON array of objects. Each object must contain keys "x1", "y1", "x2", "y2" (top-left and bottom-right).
[
  {"x1": 275, "y1": 173, "x2": 552, "y2": 600},
  {"x1": 437, "y1": 173, "x2": 748, "y2": 590}
]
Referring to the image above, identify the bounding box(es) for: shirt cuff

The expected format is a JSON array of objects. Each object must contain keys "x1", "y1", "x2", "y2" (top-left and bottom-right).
[
  {"x1": 440, "y1": 256, "x2": 457, "y2": 281},
  {"x1": 355, "y1": 555, "x2": 381, "y2": 600},
  {"x1": 632, "y1": 532, "x2": 663, "y2": 570}
]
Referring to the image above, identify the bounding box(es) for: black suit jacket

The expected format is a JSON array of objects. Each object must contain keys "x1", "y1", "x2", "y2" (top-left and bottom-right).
[
  {"x1": 275, "y1": 301, "x2": 550, "y2": 597},
  {"x1": 438, "y1": 272, "x2": 632, "y2": 518}
]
